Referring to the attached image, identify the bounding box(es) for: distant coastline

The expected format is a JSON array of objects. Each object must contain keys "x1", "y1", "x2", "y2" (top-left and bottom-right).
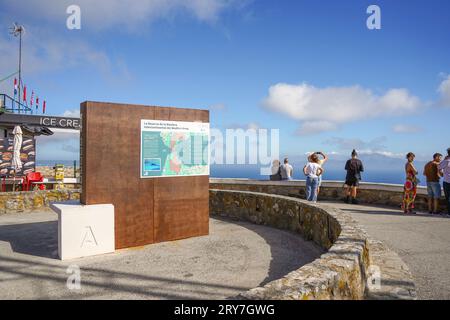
[
  {"x1": 210, "y1": 166, "x2": 421, "y2": 186},
  {"x1": 35, "y1": 160, "x2": 430, "y2": 187}
]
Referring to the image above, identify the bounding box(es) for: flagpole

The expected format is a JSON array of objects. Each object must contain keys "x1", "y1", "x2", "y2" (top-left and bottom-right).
[{"x1": 10, "y1": 23, "x2": 24, "y2": 114}]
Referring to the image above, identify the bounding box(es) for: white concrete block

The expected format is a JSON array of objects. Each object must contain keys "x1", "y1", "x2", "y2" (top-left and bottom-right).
[{"x1": 50, "y1": 201, "x2": 115, "y2": 260}]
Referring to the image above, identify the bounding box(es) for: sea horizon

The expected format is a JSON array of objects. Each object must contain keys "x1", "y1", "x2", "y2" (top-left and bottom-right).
[{"x1": 35, "y1": 160, "x2": 433, "y2": 187}]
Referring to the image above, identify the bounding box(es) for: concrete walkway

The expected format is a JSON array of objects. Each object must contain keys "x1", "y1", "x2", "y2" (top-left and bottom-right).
[
  {"x1": 0, "y1": 211, "x2": 322, "y2": 300},
  {"x1": 324, "y1": 201, "x2": 450, "y2": 300}
]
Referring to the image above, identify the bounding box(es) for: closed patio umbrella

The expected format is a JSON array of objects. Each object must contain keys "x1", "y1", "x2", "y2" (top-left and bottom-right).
[{"x1": 12, "y1": 125, "x2": 23, "y2": 172}]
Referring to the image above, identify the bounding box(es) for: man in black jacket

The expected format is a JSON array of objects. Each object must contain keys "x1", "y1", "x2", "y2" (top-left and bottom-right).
[{"x1": 344, "y1": 149, "x2": 364, "y2": 204}]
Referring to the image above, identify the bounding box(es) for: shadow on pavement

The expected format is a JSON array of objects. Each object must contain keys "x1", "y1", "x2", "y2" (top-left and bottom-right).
[{"x1": 0, "y1": 221, "x2": 59, "y2": 259}]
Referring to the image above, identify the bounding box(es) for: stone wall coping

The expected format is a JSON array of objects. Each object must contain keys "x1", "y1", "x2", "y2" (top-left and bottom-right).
[
  {"x1": 0, "y1": 189, "x2": 81, "y2": 196},
  {"x1": 210, "y1": 188, "x2": 417, "y2": 300},
  {"x1": 0, "y1": 189, "x2": 81, "y2": 215},
  {"x1": 210, "y1": 178, "x2": 431, "y2": 195}
]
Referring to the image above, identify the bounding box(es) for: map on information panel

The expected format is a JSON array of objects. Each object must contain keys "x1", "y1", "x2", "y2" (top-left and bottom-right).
[{"x1": 140, "y1": 120, "x2": 210, "y2": 178}]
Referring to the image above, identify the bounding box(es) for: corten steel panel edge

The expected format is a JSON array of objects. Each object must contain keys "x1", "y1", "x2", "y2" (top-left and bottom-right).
[
  {"x1": 80, "y1": 100, "x2": 209, "y2": 114},
  {"x1": 80, "y1": 102, "x2": 88, "y2": 205}
]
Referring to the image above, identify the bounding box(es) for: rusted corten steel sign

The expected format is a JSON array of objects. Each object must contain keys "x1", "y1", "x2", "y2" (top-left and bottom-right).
[{"x1": 80, "y1": 101, "x2": 210, "y2": 249}]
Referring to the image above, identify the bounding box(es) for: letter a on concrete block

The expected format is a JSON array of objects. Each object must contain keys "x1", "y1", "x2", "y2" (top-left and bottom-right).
[{"x1": 81, "y1": 226, "x2": 98, "y2": 248}]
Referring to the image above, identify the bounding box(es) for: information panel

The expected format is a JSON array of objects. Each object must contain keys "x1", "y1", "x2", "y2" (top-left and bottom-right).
[{"x1": 140, "y1": 119, "x2": 209, "y2": 178}]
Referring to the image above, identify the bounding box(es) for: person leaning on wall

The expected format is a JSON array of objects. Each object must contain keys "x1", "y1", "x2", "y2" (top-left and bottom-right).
[
  {"x1": 280, "y1": 158, "x2": 294, "y2": 181},
  {"x1": 270, "y1": 159, "x2": 282, "y2": 181}
]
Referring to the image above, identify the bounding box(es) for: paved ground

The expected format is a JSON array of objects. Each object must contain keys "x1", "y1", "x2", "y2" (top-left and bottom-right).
[
  {"x1": 323, "y1": 201, "x2": 450, "y2": 300},
  {"x1": 0, "y1": 211, "x2": 322, "y2": 300}
]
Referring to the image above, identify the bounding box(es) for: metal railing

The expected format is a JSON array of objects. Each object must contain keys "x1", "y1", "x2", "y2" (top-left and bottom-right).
[{"x1": 0, "y1": 93, "x2": 33, "y2": 114}]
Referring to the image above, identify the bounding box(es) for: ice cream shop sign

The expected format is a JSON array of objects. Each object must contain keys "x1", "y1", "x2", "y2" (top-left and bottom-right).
[
  {"x1": 0, "y1": 113, "x2": 81, "y2": 130},
  {"x1": 39, "y1": 116, "x2": 80, "y2": 130}
]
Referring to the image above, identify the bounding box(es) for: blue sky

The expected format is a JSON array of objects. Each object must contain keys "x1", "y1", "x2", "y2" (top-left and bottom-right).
[{"x1": 0, "y1": 0, "x2": 449, "y2": 162}]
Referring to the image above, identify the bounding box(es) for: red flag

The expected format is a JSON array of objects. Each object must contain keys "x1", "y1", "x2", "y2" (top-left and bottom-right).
[
  {"x1": 36, "y1": 97, "x2": 39, "y2": 110},
  {"x1": 30, "y1": 91, "x2": 34, "y2": 106},
  {"x1": 23, "y1": 86, "x2": 27, "y2": 101},
  {"x1": 14, "y1": 78, "x2": 18, "y2": 96},
  {"x1": 43, "y1": 100, "x2": 46, "y2": 114}
]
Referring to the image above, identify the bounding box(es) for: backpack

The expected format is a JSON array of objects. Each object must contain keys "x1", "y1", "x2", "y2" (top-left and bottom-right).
[
  {"x1": 347, "y1": 159, "x2": 361, "y2": 178},
  {"x1": 270, "y1": 166, "x2": 282, "y2": 181}
]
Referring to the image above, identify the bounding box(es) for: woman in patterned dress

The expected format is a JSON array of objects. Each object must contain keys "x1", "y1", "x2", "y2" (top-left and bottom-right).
[{"x1": 402, "y1": 152, "x2": 418, "y2": 214}]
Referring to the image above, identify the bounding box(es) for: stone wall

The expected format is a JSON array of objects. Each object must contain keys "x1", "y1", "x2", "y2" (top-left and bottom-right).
[
  {"x1": 0, "y1": 189, "x2": 81, "y2": 214},
  {"x1": 2, "y1": 178, "x2": 444, "y2": 214},
  {"x1": 210, "y1": 179, "x2": 447, "y2": 212},
  {"x1": 210, "y1": 189, "x2": 416, "y2": 300}
]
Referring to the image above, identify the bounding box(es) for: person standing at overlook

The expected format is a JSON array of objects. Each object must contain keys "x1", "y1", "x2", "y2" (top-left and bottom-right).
[
  {"x1": 402, "y1": 152, "x2": 419, "y2": 214},
  {"x1": 423, "y1": 153, "x2": 443, "y2": 214},
  {"x1": 270, "y1": 159, "x2": 282, "y2": 181},
  {"x1": 438, "y1": 148, "x2": 450, "y2": 215},
  {"x1": 344, "y1": 149, "x2": 364, "y2": 204},
  {"x1": 280, "y1": 158, "x2": 294, "y2": 181},
  {"x1": 315, "y1": 151, "x2": 328, "y2": 196},
  {"x1": 303, "y1": 154, "x2": 323, "y2": 202}
]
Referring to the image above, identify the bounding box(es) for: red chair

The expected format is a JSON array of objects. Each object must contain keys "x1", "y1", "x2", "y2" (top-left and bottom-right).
[{"x1": 23, "y1": 172, "x2": 45, "y2": 191}]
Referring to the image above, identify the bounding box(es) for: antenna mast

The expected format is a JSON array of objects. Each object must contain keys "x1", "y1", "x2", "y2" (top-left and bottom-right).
[{"x1": 9, "y1": 22, "x2": 25, "y2": 113}]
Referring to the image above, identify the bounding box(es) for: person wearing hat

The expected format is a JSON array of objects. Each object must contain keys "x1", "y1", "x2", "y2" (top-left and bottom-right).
[
  {"x1": 344, "y1": 149, "x2": 364, "y2": 204},
  {"x1": 438, "y1": 148, "x2": 450, "y2": 215}
]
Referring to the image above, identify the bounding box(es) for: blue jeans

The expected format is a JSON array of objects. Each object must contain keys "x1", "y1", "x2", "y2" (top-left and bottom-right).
[
  {"x1": 444, "y1": 182, "x2": 450, "y2": 214},
  {"x1": 306, "y1": 176, "x2": 319, "y2": 202},
  {"x1": 427, "y1": 182, "x2": 442, "y2": 199}
]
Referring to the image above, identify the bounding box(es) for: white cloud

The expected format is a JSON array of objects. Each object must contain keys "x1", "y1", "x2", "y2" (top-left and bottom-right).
[
  {"x1": 392, "y1": 124, "x2": 423, "y2": 134},
  {"x1": 321, "y1": 136, "x2": 409, "y2": 159},
  {"x1": 263, "y1": 83, "x2": 422, "y2": 134},
  {"x1": 62, "y1": 109, "x2": 80, "y2": 118},
  {"x1": 209, "y1": 103, "x2": 227, "y2": 111},
  {"x1": 438, "y1": 75, "x2": 450, "y2": 107},
  {"x1": 295, "y1": 121, "x2": 337, "y2": 135},
  {"x1": 247, "y1": 122, "x2": 260, "y2": 130},
  {"x1": 36, "y1": 128, "x2": 79, "y2": 147},
  {"x1": 3, "y1": 0, "x2": 242, "y2": 32},
  {"x1": 358, "y1": 150, "x2": 404, "y2": 158},
  {"x1": 324, "y1": 136, "x2": 388, "y2": 152},
  {"x1": 226, "y1": 122, "x2": 261, "y2": 130},
  {"x1": 0, "y1": 30, "x2": 130, "y2": 81}
]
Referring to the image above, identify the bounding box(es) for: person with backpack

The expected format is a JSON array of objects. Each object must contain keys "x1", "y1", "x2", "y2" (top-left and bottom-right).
[{"x1": 344, "y1": 149, "x2": 364, "y2": 204}]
